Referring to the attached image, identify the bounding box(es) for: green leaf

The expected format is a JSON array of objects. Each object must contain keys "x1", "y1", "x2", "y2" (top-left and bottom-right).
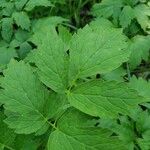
[
  {"x1": 0, "y1": 60, "x2": 52, "y2": 134},
  {"x1": 0, "y1": 112, "x2": 16, "y2": 150},
  {"x1": 32, "y1": 27, "x2": 69, "y2": 93},
  {"x1": 15, "y1": 0, "x2": 28, "y2": 11},
  {"x1": 1, "y1": 2, "x2": 15, "y2": 17},
  {"x1": 14, "y1": 134, "x2": 40, "y2": 150},
  {"x1": 129, "y1": 76, "x2": 150, "y2": 100},
  {"x1": 99, "y1": 116, "x2": 135, "y2": 150},
  {"x1": 119, "y1": 6, "x2": 135, "y2": 28},
  {"x1": 68, "y1": 80, "x2": 145, "y2": 118},
  {"x1": 18, "y1": 42, "x2": 32, "y2": 59},
  {"x1": 138, "y1": 138, "x2": 150, "y2": 150},
  {"x1": 32, "y1": 16, "x2": 68, "y2": 32},
  {"x1": 102, "y1": 67, "x2": 126, "y2": 81},
  {"x1": 13, "y1": 12, "x2": 30, "y2": 30},
  {"x1": 43, "y1": 92, "x2": 68, "y2": 121},
  {"x1": 15, "y1": 29, "x2": 31, "y2": 43},
  {"x1": 128, "y1": 35, "x2": 150, "y2": 69},
  {"x1": 1, "y1": 18, "x2": 13, "y2": 42},
  {"x1": 69, "y1": 20, "x2": 129, "y2": 83},
  {"x1": 58, "y1": 25, "x2": 72, "y2": 48},
  {"x1": 48, "y1": 108, "x2": 126, "y2": 150},
  {"x1": 131, "y1": 110, "x2": 150, "y2": 150},
  {"x1": 123, "y1": 0, "x2": 139, "y2": 6},
  {"x1": 50, "y1": 0, "x2": 66, "y2": 4},
  {"x1": 134, "y1": 4, "x2": 150, "y2": 32},
  {"x1": 90, "y1": 18, "x2": 114, "y2": 28},
  {"x1": 25, "y1": 0, "x2": 53, "y2": 11},
  {"x1": 0, "y1": 47, "x2": 17, "y2": 65},
  {"x1": 91, "y1": 0, "x2": 124, "y2": 19}
]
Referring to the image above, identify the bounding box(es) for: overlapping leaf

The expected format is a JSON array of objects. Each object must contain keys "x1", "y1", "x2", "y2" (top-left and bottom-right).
[
  {"x1": 92, "y1": 0, "x2": 150, "y2": 31},
  {"x1": 1, "y1": 18, "x2": 13, "y2": 42},
  {"x1": 129, "y1": 76, "x2": 150, "y2": 100},
  {"x1": 69, "y1": 19, "x2": 129, "y2": 82},
  {"x1": 0, "y1": 112, "x2": 16, "y2": 150},
  {"x1": 12, "y1": 12, "x2": 31, "y2": 30},
  {"x1": 119, "y1": 6, "x2": 135, "y2": 28},
  {"x1": 91, "y1": 0, "x2": 124, "y2": 19},
  {"x1": 25, "y1": 0, "x2": 53, "y2": 11},
  {"x1": 48, "y1": 108, "x2": 126, "y2": 150},
  {"x1": 32, "y1": 27, "x2": 69, "y2": 93},
  {"x1": 0, "y1": 60, "x2": 65, "y2": 134},
  {"x1": 0, "y1": 47, "x2": 17, "y2": 65},
  {"x1": 134, "y1": 4, "x2": 150, "y2": 32},
  {"x1": 68, "y1": 80, "x2": 145, "y2": 118},
  {"x1": 128, "y1": 35, "x2": 150, "y2": 69}
]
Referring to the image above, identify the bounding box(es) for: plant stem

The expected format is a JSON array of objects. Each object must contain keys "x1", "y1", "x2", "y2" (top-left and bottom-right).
[{"x1": 126, "y1": 62, "x2": 131, "y2": 81}]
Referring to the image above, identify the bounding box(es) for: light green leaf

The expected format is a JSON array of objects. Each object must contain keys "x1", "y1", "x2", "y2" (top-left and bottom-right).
[
  {"x1": 32, "y1": 27, "x2": 69, "y2": 93},
  {"x1": 129, "y1": 76, "x2": 150, "y2": 100},
  {"x1": 68, "y1": 80, "x2": 144, "y2": 118},
  {"x1": 48, "y1": 108, "x2": 126, "y2": 150},
  {"x1": 58, "y1": 25, "x2": 72, "y2": 48},
  {"x1": 44, "y1": 92, "x2": 68, "y2": 121},
  {"x1": 50, "y1": 0, "x2": 66, "y2": 4},
  {"x1": 90, "y1": 18, "x2": 114, "y2": 29},
  {"x1": 13, "y1": 12, "x2": 30, "y2": 30},
  {"x1": 25, "y1": 0, "x2": 53, "y2": 11},
  {"x1": 91, "y1": 0, "x2": 124, "y2": 18},
  {"x1": 69, "y1": 21, "x2": 129, "y2": 83},
  {"x1": 1, "y1": 2, "x2": 14, "y2": 17},
  {"x1": 123, "y1": 0, "x2": 139, "y2": 6},
  {"x1": 99, "y1": 116, "x2": 135, "y2": 150},
  {"x1": 32, "y1": 16, "x2": 68, "y2": 32},
  {"x1": 1, "y1": 18, "x2": 13, "y2": 42},
  {"x1": 0, "y1": 60, "x2": 51, "y2": 134},
  {"x1": 102, "y1": 67, "x2": 126, "y2": 81},
  {"x1": 15, "y1": 0, "x2": 28, "y2": 10},
  {"x1": 119, "y1": 6, "x2": 135, "y2": 28},
  {"x1": 138, "y1": 138, "x2": 150, "y2": 150},
  {"x1": 134, "y1": 4, "x2": 150, "y2": 32},
  {"x1": 128, "y1": 35, "x2": 150, "y2": 69}
]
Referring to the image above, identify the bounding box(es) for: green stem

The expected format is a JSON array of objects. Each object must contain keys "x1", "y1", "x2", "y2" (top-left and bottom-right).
[
  {"x1": 62, "y1": 22, "x2": 78, "y2": 30},
  {"x1": 126, "y1": 62, "x2": 131, "y2": 81},
  {"x1": 81, "y1": 0, "x2": 90, "y2": 7},
  {"x1": 0, "y1": 143, "x2": 15, "y2": 150},
  {"x1": 74, "y1": 0, "x2": 82, "y2": 27}
]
